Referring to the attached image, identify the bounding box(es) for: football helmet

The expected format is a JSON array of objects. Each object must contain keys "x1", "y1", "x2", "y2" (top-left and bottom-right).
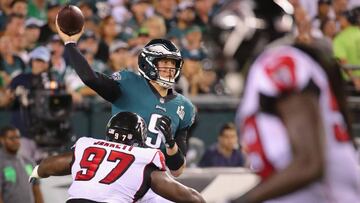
[
  {"x1": 205, "y1": 0, "x2": 294, "y2": 70},
  {"x1": 138, "y1": 39, "x2": 183, "y2": 89},
  {"x1": 106, "y1": 112, "x2": 147, "y2": 147}
]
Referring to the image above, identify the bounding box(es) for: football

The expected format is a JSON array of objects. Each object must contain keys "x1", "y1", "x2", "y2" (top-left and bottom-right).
[{"x1": 56, "y1": 5, "x2": 84, "y2": 36}]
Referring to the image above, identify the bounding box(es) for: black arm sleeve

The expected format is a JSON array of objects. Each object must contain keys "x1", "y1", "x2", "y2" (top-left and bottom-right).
[
  {"x1": 174, "y1": 128, "x2": 189, "y2": 156},
  {"x1": 65, "y1": 43, "x2": 121, "y2": 103}
]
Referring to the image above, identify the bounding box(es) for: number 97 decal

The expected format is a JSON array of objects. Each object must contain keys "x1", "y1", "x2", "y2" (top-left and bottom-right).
[{"x1": 75, "y1": 147, "x2": 135, "y2": 184}]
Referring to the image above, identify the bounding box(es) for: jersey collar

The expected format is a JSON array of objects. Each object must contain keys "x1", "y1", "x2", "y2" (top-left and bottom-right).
[{"x1": 146, "y1": 80, "x2": 177, "y2": 103}]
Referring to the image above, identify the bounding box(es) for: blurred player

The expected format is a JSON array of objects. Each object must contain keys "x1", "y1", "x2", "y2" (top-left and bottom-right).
[
  {"x1": 206, "y1": 0, "x2": 360, "y2": 202},
  {"x1": 55, "y1": 20, "x2": 195, "y2": 180},
  {"x1": 29, "y1": 112, "x2": 205, "y2": 203}
]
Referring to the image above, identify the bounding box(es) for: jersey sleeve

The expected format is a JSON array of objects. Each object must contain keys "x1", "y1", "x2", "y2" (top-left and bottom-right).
[{"x1": 151, "y1": 150, "x2": 166, "y2": 171}]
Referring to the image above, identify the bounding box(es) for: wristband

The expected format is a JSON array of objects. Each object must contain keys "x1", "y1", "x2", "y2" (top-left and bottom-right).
[
  {"x1": 165, "y1": 149, "x2": 185, "y2": 171},
  {"x1": 29, "y1": 165, "x2": 40, "y2": 183},
  {"x1": 165, "y1": 139, "x2": 175, "y2": 148}
]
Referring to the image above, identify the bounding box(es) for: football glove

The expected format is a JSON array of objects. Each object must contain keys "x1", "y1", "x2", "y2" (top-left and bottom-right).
[{"x1": 156, "y1": 115, "x2": 175, "y2": 148}]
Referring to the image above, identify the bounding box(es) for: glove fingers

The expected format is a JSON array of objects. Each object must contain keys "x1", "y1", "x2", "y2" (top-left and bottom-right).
[{"x1": 161, "y1": 116, "x2": 171, "y2": 125}]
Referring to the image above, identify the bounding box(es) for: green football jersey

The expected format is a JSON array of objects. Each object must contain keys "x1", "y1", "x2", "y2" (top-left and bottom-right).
[{"x1": 111, "y1": 70, "x2": 195, "y2": 152}]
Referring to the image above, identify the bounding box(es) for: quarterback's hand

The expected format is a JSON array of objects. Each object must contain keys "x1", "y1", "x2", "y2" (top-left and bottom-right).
[
  {"x1": 29, "y1": 165, "x2": 40, "y2": 183},
  {"x1": 156, "y1": 115, "x2": 175, "y2": 148},
  {"x1": 55, "y1": 15, "x2": 84, "y2": 44}
]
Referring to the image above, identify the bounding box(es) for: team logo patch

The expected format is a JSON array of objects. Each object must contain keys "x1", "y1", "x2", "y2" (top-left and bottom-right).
[
  {"x1": 111, "y1": 72, "x2": 121, "y2": 81},
  {"x1": 177, "y1": 106, "x2": 185, "y2": 120}
]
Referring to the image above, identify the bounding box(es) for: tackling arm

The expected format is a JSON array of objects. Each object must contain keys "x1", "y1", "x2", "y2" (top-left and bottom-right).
[
  {"x1": 31, "y1": 152, "x2": 73, "y2": 179},
  {"x1": 233, "y1": 91, "x2": 325, "y2": 203},
  {"x1": 151, "y1": 170, "x2": 205, "y2": 203}
]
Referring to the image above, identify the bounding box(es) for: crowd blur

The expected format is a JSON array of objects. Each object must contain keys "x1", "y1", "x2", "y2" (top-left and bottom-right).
[
  {"x1": 0, "y1": 0, "x2": 360, "y2": 103},
  {"x1": 0, "y1": 0, "x2": 359, "y2": 166}
]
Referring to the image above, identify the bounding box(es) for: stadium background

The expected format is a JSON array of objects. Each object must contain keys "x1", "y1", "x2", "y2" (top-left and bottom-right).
[{"x1": 1, "y1": 0, "x2": 360, "y2": 202}]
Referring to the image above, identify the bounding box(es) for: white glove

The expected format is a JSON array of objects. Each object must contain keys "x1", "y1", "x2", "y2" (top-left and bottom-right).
[{"x1": 29, "y1": 165, "x2": 40, "y2": 183}]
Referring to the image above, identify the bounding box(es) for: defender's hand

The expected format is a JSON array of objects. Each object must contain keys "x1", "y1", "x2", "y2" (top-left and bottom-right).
[
  {"x1": 55, "y1": 15, "x2": 84, "y2": 44},
  {"x1": 156, "y1": 116, "x2": 175, "y2": 148},
  {"x1": 29, "y1": 165, "x2": 40, "y2": 183}
]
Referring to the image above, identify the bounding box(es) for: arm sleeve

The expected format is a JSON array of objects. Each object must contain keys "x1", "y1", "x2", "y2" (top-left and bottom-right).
[
  {"x1": 65, "y1": 43, "x2": 121, "y2": 102},
  {"x1": 174, "y1": 128, "x2": 188, "y2": 156}
]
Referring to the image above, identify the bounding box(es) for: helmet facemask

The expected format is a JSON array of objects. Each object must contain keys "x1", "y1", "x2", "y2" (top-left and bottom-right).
[{"x1": 138, "y1": 39, "x2": 183, "y2": 89}]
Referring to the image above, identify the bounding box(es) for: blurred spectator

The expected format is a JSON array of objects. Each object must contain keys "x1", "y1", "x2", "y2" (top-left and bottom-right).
[
  {"x1": 10, "y1": 0, "x2": 28, "y2": 17},
  {"x1": 0, "y1": 36, "x2": 26, "y2": 80},
  {"x1": 108, "y1": 40, "x2": 130, "y2": 72},
  {"x1": 320, "y1": 18, "x2": 337, "y2": 48},
  {"x1": 167, "y1": 1, "x2": 196, "y2": 41},
  {"x1": 179, "y1": 55, "x2": 219, "y2": 96},
  {"x1": 38, "y1": 2, "x2": 61, "y2": 44},
  {"x1": 2, "y1": 13, "x2": 25, "y2": 40},
  {"x1": 198, "y1": 123, "x2": 245, "y2": 167},
  {"x1": 298, "y1": 0, "x2": 318, "y2": 19},
  {"x1": 0, "y1": 125, "x2": 44, "y2": 203},
  {"x1": 78, "y1": 30, "x2": 100, "y2": 58},
  {"x1": 80, "y1": 48, "x2": 109, "y2": 75},
  {"x1": 48, "y1": 34, "x2": 68, "y2": 82},
  {"x1": 124, "y1": 0, "x2": 153, "y2": 37},
  {"x1": 109, "y1": 0, "x2": 131, "y2": 25},
  {"x1": 333, "y1": 9, "x2": 360, "y2": 89},
  {"x1": 97, "y1": 15, "x2": 119, "y2": 62},
  {"x1": 48, "y1": 34, "x2": 92, "y2": 103},
  {"x1": 126, "y1": 45, "x2": 143, "y2": 71},
  {"x1": 179, "y1": 58, "x2": 202, "y2": 96},
  {"x1": 312, "y1": 0, "x2": 335, "y2": 31},
  {"x1": 154, "y1": 0, "x2": 177, "y2": 31},
  {"x1": 0, "y1": 0, "x2": 12, "y2": 31},
  {"x1": 333, "y1": 0, "x2": 349, "y2": 20},
  {"x1": 77, "y1": 1, "x2": 100, "y2": 36},
  {"x1": 193, "y1": 0, "x2": 214, "y2": 32},
  {"x1": 6, "y1": 47, "x2": 51, "y2": 157},
  {"x1": 321, "y1": 18, "x2": 338, "y2": 40},
  {"x1": 294, "y1": 5, "x2": 315, "y2": 44},
  {"x1": 181, "y1": 26, "x2": 206, "y2": 60},
  {"x1": 24, "y1": 18, "x2": 43, "y2": 52},
  {"x1": 27, "y1": 0, "x2": 47, "y2": 22},
  {"x1": 142, "y1": 15, "x2": 167, "y2": 39},
  {"x1": 127, "y1": 27, "x2": 151, "y2": 47},
  {"x1": 0, "y1": 71, "x2": 13, "y2": 107},
  {"x1": 333, "y1": 10, "x2": 360, "y2": 65}
]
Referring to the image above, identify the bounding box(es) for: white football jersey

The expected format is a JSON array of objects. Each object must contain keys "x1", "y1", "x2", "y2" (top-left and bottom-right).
[
  {"x1": 68, "y1": 137, "x2": 166, "y2": 203},
  {"x1": 237, "y1": 45, "x2": 360, "y2": 203}
]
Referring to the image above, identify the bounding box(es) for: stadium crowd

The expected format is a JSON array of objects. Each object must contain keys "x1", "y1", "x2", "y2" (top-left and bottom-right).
[
  {"x1": 0, "y1": 0, "x2": 360, "y2": 202},
  {"x1": 0, "y1": 0, "x2": 358, "y2": 104}
]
